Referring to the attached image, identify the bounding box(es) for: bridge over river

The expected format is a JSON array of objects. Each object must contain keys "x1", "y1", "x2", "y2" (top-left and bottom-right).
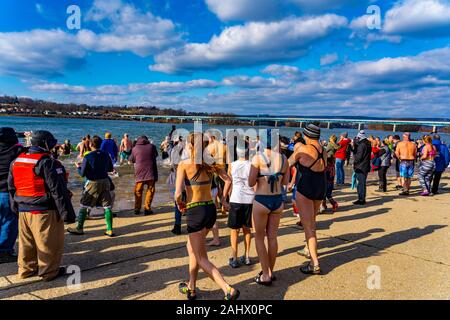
[{"x1": 120, "y1": 115, "x2": 450, "y2": 132}]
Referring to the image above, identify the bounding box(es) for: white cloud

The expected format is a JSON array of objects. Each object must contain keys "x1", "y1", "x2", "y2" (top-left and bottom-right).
[
  {"x1": 0, "y1": 1, "x2": 182, "y2": 77},
  {"x1": 205, "y1": 0, "x2": 364, "y2": 21},
  {"x1": 81, "y1": 0, "x2": 181, "y2": 56},
  {"x1": 205, "y1": 0, "x2": 283, "y2": 21},
  {"x1": 0, "y1": 29, "x2": 85, "y2": 77},
  {"x1": 29, "y1": 47, "x2": 450, "y2": 116},
  {"x1": 384, "y1": 0, "x2": 450, "y2": 37},
  {"x1": 151, "y1": 14, "x2": 348, "y2": 73},
  {"x1": 320, "y1": 53, "x2": 338, "y2": 66},
  {"x1": 261, "y1": 64, "x2": 302, "y2": 79}
]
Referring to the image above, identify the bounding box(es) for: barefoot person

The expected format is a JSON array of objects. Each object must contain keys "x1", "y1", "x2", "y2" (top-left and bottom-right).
[
  {"x1": 249, "y1": 129, "x2": 289, "y2": 285},
  {"x1": 288, "y1": 124, "x2": 326, "y2": 275},
  {"x1": 175, "y1": 132, "x2": 238, "y2": 300},
  {"x1": 119, "y1": 133, "x2": 132, "y2": 165},
  {"x1": 227, "y1": 141, "x2": 254, "y2": 268},
  {"x1": 395, "y1": 133, "x2": 417, "y2": 196}
]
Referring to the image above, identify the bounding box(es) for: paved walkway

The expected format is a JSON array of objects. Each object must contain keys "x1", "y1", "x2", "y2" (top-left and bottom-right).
[{"x1": 1, "y1": 175, "x2": 449, "y2": 300}]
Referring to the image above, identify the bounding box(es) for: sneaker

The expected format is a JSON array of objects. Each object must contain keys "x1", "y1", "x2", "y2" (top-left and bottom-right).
[
  {"x1": 296, "y1": 221, "x2": 304, "y2": 229},
  {"x1": 228, "y1": 258, "x2": 239, "y2": 269},
  {"x1": 239, "y1": 256, "x2": 251, "y2": 266},
  {"x1": 353, "y1": 200, "x2": 366, "y2": 205},
  {"x1": 399, "y1": 191, "x2": 409, "y2": 196},
  {"x1": 395, "y1": 185, "x2": 403, "y2": 190},
  {"x1": 420, "y1": 191, "x2": 430, "y2": 196},
  {"x1": 67, "y1": 227, "x2": 84, "y2": 235},
  {"x1": 144, "y1": 210, "x2": 154, "y2": 216}
]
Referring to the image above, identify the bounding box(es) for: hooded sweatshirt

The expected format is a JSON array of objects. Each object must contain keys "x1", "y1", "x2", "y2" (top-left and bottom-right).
[
  {"x1": 0, "y1": 143, "x2": 25, "y2": 193},
  {"x1": 129, "y1": 137, "x2": 158, "y2": 182},
  {"x1": 432, "y1": 139, "x2": 450, "y2": 172}
]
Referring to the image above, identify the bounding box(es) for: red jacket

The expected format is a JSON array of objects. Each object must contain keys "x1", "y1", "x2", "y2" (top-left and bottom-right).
[{"x1": 335, "y1": 138, "x2": 350, "y2": 160}]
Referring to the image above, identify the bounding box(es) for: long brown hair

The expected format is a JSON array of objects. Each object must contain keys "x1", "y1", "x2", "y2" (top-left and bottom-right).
[{"x1": 188, "y1": 132, "x2": 216, "y2": 180}]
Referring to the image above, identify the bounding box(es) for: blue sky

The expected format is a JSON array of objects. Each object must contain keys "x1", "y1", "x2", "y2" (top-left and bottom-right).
[{"x1": 1, "y1": 0, "x2": 450, "y2": 117}]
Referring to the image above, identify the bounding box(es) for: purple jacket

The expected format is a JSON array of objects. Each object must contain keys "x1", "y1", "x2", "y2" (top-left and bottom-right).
[{"x1": 129, "y1": 137, "x2": 158, "y2": 182}]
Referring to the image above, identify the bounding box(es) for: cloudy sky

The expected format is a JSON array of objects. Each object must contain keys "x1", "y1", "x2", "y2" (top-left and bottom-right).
[{"x1": 1, "y1": 0, "x2": 450, "y2": 117}]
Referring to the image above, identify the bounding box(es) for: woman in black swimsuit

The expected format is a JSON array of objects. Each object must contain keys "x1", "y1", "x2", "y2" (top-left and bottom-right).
[
  {"x1": 175, "y1": 133, "x2": 239, "y2": 300},
  {"x1": 288, "y1": 124, "x2": 326, "y2": 275}
]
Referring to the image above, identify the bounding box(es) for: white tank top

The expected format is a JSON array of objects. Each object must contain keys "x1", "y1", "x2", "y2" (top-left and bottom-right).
[{"x1": 230, "y1": 160, "x2": 255, "y2": 204}]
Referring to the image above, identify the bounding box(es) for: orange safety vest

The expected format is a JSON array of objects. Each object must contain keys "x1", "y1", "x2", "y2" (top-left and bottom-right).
[{"x1": 12, "y1": 152, "x2": 48, "y2": 197}]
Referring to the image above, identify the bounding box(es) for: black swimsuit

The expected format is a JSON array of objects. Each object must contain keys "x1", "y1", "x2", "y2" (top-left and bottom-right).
[
  {"x1": 296, "y1": 145, "x2": 327, "y2": 201},
  {"x1": 184, "y1": 168, "x2": 217, "y2": 233}
]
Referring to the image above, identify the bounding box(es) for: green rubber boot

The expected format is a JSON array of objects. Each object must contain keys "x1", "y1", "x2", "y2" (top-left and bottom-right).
[
  {"x1": 67, "y1": 208, "x2": 87, "y2": 235},
  {"x1": 104, "y1": 208, "x2": 114, "y2": 237}
]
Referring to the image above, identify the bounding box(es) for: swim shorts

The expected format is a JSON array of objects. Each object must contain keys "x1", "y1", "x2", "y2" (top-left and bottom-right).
[
  {"x1": 399, "y1": 160, "x2": 415, "y2": 178},
  {"x1": 80, "y1": 178, "x2": 112, "y2": 209},
  {"x1": 185, "y1": 202, "x2": 217, "y2": 233},
  {"x1": 228, "y1": 203, "x2": 252, "y2": 229}
]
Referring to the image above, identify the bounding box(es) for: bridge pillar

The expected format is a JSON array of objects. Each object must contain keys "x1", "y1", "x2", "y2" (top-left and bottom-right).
[
  {"x1": 275, "y1": 121, "x2": 278, "y2": 127},
  {"x1": 432, "y1": 125, "x2": 437, "y2": 133},
  {"x1": 300, "y1": 122, "x2": 303, "y2": 128},
  {"x1": 393, "y1": 124, "x2": 396, "y2": 132},
  {"x1": 358, "y1": 123, "x2": 362, "y2": 131},
  {"x1": 327, "y1": 122, "x2": 331, "y2": 129}
]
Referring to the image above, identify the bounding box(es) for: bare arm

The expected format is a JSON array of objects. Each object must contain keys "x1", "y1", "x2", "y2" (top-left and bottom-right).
[
  {"x1": 174, "y1": 163, "x2": 186, "y2": 212},
  {"x1": 248, "y1": 155, "x2": 259, "y2": 187},
  {"x1": 216, "y1": 167, "x2": 231, "y2": 209},
  {"x1": 281, "y1": 155, "x2": 290, "y2": 186}
]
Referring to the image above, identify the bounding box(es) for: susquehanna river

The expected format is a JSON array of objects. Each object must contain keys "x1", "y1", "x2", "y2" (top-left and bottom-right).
[
  {"x1": 2, "y1": 116, "x2": 449, "y2": 146},
  {"x1": 1, "y1": 116, "x2": 449, "y2": 213}
]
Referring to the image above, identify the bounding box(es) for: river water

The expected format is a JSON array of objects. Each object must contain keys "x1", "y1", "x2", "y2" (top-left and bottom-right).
[{"x1": 2, "y1": 116, "x2": 448, "y2": 214}]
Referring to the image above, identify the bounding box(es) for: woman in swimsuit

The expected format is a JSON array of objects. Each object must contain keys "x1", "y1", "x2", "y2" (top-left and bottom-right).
[
  {"x1": 175, "y1": 132, "x2": 239, "y2": 300},
  {"x1": 288, "y1": 124, "x2": 327, "y2": 275},
  {"x1": 418, "y1": 135, "x2": 437, "y2": 196},
  {"x1": 249, "y1": 130, "x2": 289, "y2": 285}
]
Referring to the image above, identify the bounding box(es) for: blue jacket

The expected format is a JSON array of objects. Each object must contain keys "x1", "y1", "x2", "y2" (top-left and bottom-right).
[
  {"x1": 78, "y1": 149, "x2": 113, "y2": 181},
  {"x1": 100, "y1": 139, "x2": 118, "y2": 163},
  {"x1": 433, "y1": 139, "x2": 450, "y2": 172}
]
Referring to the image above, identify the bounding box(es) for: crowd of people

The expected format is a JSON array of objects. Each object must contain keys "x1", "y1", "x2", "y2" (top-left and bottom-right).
[{"x1": 0, "y1": 124, "x2": 449, "y2": 300}]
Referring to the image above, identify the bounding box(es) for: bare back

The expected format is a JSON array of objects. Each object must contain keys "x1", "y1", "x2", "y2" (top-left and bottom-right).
[{"x1": 396, "y1": 141, "x2": 417, "y2": 161}]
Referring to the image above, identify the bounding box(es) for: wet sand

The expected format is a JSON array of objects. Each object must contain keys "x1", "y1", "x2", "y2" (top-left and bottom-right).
[{"x1": 0, "y1": 159, "x2": 449, "y2": 300}]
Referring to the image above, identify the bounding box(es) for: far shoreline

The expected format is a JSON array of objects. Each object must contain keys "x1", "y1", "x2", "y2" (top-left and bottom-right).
[{"x1": 2, "y1": 113, "x2": 449, "y2": 134}]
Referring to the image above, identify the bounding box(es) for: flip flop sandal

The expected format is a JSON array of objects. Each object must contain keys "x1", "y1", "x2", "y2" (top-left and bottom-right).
[
  {"x1": 224, "y1": 288, "x2": 240, "y2": 300},
  {"x1": 258, "y1": 270, "x2": 276, "y2": 281},
  {"x1": 179, "y1": 282, "x2": 197, "y2": 300},
  {"x1": 255, "y1": 273, "x2": 272, "y2": 286}
]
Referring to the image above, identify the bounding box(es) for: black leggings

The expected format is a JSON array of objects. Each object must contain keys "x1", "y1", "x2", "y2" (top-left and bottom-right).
[{"x1": 377, "y1": 166, "x2": 389, "y2": 191}]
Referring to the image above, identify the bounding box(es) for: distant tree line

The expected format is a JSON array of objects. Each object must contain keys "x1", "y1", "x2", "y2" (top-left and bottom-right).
[{"x1": 0, "y1": 95, "x2": 235, "y2": 117}]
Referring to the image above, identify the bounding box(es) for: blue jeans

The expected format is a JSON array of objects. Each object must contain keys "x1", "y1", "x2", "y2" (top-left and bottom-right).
[
  {"x1": 174, "y1": 202, "x2": 182, "y2": 225},
  {"x1": 0, "y1": 192, "x2": 18, "y2": 254},
  {"x1": 355, "y1": 172, "x2": 368, "y2": 202},
  {"x1": 335, "y1": 158, "x2": 345, "y2": 185}
]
